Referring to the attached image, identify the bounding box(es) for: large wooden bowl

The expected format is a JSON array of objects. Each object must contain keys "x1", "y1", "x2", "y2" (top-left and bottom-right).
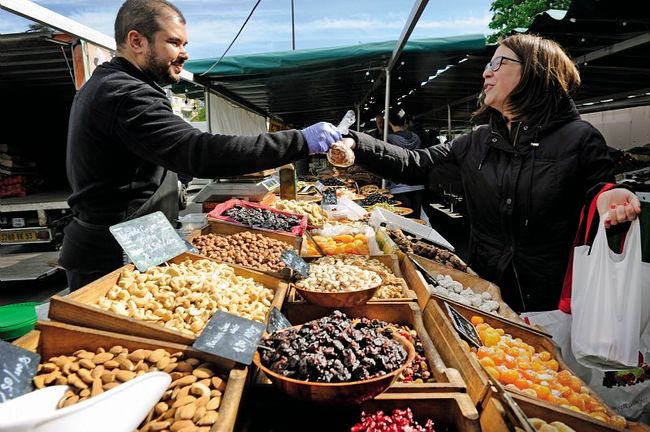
[
  {"x1": 253, "y1": 329, "x2": 415, "y2": 405},
  {"x1": 293, "y1": 278, "x2": 383, "y2": 308}
]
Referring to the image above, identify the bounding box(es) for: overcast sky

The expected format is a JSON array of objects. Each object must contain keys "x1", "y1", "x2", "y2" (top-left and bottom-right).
[{"x1": 0, "y1": 0, "x2": 493, "y2": 59}]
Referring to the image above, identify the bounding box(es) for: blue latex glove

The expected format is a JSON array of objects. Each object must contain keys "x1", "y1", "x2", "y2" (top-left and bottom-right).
[{"x1": 301, "y1": 122, "x2": 341, "y2": 154}]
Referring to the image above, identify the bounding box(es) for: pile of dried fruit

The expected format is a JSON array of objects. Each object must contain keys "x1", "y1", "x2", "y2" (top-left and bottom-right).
[
  {"x1": 357, "y1": 193, "x2": 398, "y2": 207},
  {"x1": 388, "y1": 228, "x2": 467, "y2": 272},
  {"x1": 259, "y1": 310, "x2": 408, "y2": 383},
  {"x1": 223, "y1": 205, "x2": 302, "y2": 232},
  {"x1": 350, "y1": 408, "x2": 435, "y2": 432}
]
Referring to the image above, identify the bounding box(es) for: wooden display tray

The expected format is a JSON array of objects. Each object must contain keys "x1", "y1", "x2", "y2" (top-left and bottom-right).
[
  {"x1": 286, "y1": 254, "x2": 418, "y2": 303},
  {"x1": 205, "y1": 215, "x2": 304, "y2": 241},
  {"x1": 49, "y1": 252, "x2": 288, "y2": 345},
  {"x1": 266, "y1": 302, "x2": 467, "y2": 394},
  {"x1": 408, "y1": 254, "x2": 522, "y2": 324},
  {"x1": 482, "y1": 396, "x2": 650, "y2": 432},
  {"x1": 186, "y1": 218, "x2": 301, "y2": 280},
  {"x1": 13, "y1": 321, "x2": 246, "y2": 432},
  {"x1": 238, "y1": 391, "x2": 479, "y2": 432},
  {"x1": 422, "y1": 300, "x2": 626, "y2": 431}
]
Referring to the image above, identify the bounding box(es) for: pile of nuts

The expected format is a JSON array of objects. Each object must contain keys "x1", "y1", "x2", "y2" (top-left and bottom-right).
[
  {"x1": 315, "y1": 255, "x2": 406, "y2": 300},
  {"x1": 223, "y1": 205, "x2": 302, "y2": 232},
  {"x1": 259, "y1": 310, "x2": 408, "y2": 383},
  {"x1": 388, "y1": 228, "x2": 468, "y2": 272},
  {"x1": 429, "y1": 274, "x2": 500, "y2": 314},
  {"x1": 191, "y1": 232, "x2": 291, "y2": 272},
  {"x1": 33, "y1": 346, "x2": 225, "y2": 431},
  {"x1": 351, "y1": 408, "x2": 436, "y2": 432},
  {"x1": 96, "y1": 259, "x2": 274, "y2": 335},
  {"x1": 268, "y1": 199, "x2": 327, "y2": 227},
  {"x1": 295, "y1": 261, "x2": 382, "y2": 293}
]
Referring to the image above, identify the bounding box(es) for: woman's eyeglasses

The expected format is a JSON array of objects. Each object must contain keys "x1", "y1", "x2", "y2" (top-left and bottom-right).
[{"x1": 485, "y1": 56, "x2": 522, "y2": 72}]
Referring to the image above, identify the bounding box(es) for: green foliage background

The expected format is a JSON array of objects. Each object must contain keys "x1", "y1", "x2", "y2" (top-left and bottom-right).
[{"x1": 488, "y1": 0, "x2": 572, "y2": 43}]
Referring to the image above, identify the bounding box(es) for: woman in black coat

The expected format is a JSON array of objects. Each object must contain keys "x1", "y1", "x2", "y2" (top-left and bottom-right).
[{"x1": 331, "y1": 34, "x2": 639, "y2": 312}]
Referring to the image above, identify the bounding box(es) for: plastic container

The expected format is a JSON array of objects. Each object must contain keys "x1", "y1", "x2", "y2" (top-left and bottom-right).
[
  {"x1": 0, "y1": 302, "x2": 39, "y2": 340},
  {"x1": 0, "y1": 371, "x2": 170, "y2": 432}
]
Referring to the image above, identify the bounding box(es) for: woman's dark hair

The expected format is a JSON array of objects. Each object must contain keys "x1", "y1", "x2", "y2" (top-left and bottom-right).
[
  {"x1": 388, "y1": 108, "x2": 408, "y2": 127},
  {"x1": 115, "y1": 0, "x2": 186, "y2": 48},
  {"x1": 472, "y1": 34, "x2": 581, "y2": 126}
]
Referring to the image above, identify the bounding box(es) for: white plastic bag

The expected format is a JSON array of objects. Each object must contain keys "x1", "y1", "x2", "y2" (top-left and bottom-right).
[{"x1": 571, "y1": 218, "x2": 650, "y2": 370}]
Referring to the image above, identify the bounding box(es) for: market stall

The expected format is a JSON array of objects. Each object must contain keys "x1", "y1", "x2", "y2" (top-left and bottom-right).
[{"x1": 3, "y1": 169, "x2": 647, "y2": 432}]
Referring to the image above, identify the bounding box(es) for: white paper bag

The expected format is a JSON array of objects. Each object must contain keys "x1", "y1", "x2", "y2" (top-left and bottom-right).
[{"x1": 571, "y1": 218, "x2": 650, "y2": 370}]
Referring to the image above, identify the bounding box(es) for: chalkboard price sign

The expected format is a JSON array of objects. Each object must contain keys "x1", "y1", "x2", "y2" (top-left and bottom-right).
[
  {"x1": 321, "y1": 188, "x2": 338, "y2": 205},
  {"x1": 445, "y1": 302, "x2": 483, "y2": 348},
  {"x1": 193, "y1": 311, "x2": 265, "y2": 365},
  {"x1": 280, "y1": 250, "x2": 310, "y2": 277},
  {"x1": 0, "y1": 340, "x2": 41, "y2": 404},
  {"x1": 110, "y1": 211, "x2": 190, "y2": 272},
  {"x1": 266, "y1": 307, "x2": 292, "y2": 334}
]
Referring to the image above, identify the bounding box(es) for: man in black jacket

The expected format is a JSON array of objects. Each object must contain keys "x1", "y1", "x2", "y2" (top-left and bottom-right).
[{"x1": 60, "y1": 0, "x2": 340, "y2": 290}]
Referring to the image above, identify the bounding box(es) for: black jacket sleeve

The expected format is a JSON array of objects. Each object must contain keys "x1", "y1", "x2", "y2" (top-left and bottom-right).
[
  {"x1": 349, "y1": 131, "x2": 467, "y2": 186},
  {"x1": 115, "y1": 87, "x2": 309, "y2": 178}
]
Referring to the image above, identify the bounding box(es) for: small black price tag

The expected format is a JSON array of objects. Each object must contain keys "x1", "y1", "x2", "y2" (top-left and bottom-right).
[
  {"x1": 445, "y1": 302, "x2": 483, "y2": 348},
  {"x1": 266, "y1": 307, "x2": 292, "y2": 334},
  {"x1": 280, "y1": 250, "x2": 310, "y2": 277},
  {"x1": 0, "y1": 340, "x2": 41, "y2": 404},
  {"x1": 109, "y1": 211, "x2": 190, "y2": 272},
  {"x1": 193, "y1": 311, "x2": 265, "y2": 365},
  {"x1": 321, "y1": 188, "x2": 338, "y2": 205}
]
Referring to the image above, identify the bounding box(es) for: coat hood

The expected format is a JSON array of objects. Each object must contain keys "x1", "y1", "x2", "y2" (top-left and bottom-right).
[{"x1": 388, "y1": 130, "x2": 421, "y2": 150}]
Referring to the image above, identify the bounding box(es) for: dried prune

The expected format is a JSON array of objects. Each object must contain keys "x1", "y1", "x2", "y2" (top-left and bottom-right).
[{"x1": 259, "y1": 311, "x2": 407, "y2": 383}]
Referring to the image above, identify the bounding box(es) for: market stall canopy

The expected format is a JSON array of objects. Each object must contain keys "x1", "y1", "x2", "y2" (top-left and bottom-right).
[
  {"x1": 520, "y1": 0, "x2": 650, "y2": 113},
  {"x1": 182, "y1": 34, "x2": 486, "y2": 129}
]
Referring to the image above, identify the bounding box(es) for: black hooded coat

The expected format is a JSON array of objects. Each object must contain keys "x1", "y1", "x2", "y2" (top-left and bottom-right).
[{"x1": 350, "y1": 100, "x2": 614, "y2": 311}]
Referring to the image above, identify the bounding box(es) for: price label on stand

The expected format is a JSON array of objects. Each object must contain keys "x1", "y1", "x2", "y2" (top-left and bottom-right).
[
  {"x1": 280, "y1": 250, "x2": 310, "y2": 277},
  {"x1": 266, "y1": 307, "x2": 292, "y2": 334},
  {"x1": 321, "y1": 188, "x2": 338, "y2": 205},
  {"x1": 193, "y1": 311, "x2": 265, "y2": 365},
  {"x1": 445, "y1": 302, "x2": 482, "y2": 348},
  {"x1": 314, "y1": 181, "x2": 325, "y2": 194},
  {"x1": 109, "y1": 211, "x2": 190, "y2": 272},
  {"x1": 0, "y1": 340, "x2": 41, "y2": 404}
]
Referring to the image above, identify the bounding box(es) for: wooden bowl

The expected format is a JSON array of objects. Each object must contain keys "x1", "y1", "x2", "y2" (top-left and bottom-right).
[
  {"x1": 293, "y1": 276, "x2": 383, "y2": 308},
  {"x1": 253, "y1": 329, "x2": 416, "y2": 405}
]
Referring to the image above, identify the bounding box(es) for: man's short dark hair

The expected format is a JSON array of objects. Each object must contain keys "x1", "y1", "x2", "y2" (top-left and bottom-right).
[{"x1": 114, "y1": 0, "x2": 186, "y2": 47}]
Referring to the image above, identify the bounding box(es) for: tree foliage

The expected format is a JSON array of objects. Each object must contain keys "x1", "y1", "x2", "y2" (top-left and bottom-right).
[{"x1": 488, "y1": 0, "x2": 572, "y2": 43}]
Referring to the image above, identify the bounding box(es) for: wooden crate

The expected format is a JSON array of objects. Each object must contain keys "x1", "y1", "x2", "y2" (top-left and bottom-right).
[
  {"x1": 206, "y1": 214, "x2": 304, "y2": 242},
  {"x1": 49, "y1": 252, "x2": 288, "y2": 345},
  {"x1": 481, "y1": 395, "x2": 650, "y2": 432},
  {"x1": 287, "y1": 254, "x2": 418, "y2": 303},
  {"x1": 186, "y1": 218, "x2": 300, "y2": 280},
  {"x1": 275, "y1": 302, "x2": 466, "y2": 395},
  {"x1": 238, "y1": 391, "x2": 479, "y2": 432},
  {"x1": 13, "y1": 321, "x2": 246, "y2": 432},
  {"x1": 409, "y1": 254, "x2": 523, "y2": 324},
  {"x1": 422, "y1": 300, "x2": 627, "y2": 431}
]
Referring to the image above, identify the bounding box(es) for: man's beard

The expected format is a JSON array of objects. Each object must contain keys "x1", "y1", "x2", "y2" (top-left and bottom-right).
[{"x1": 144, "y1": 50, "x2": 181, "y2": 86}]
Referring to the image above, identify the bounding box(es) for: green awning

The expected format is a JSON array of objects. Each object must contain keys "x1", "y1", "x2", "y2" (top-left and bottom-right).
[{"x1": 184, "y1": 34, "x2": 486, "y2": 128}]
